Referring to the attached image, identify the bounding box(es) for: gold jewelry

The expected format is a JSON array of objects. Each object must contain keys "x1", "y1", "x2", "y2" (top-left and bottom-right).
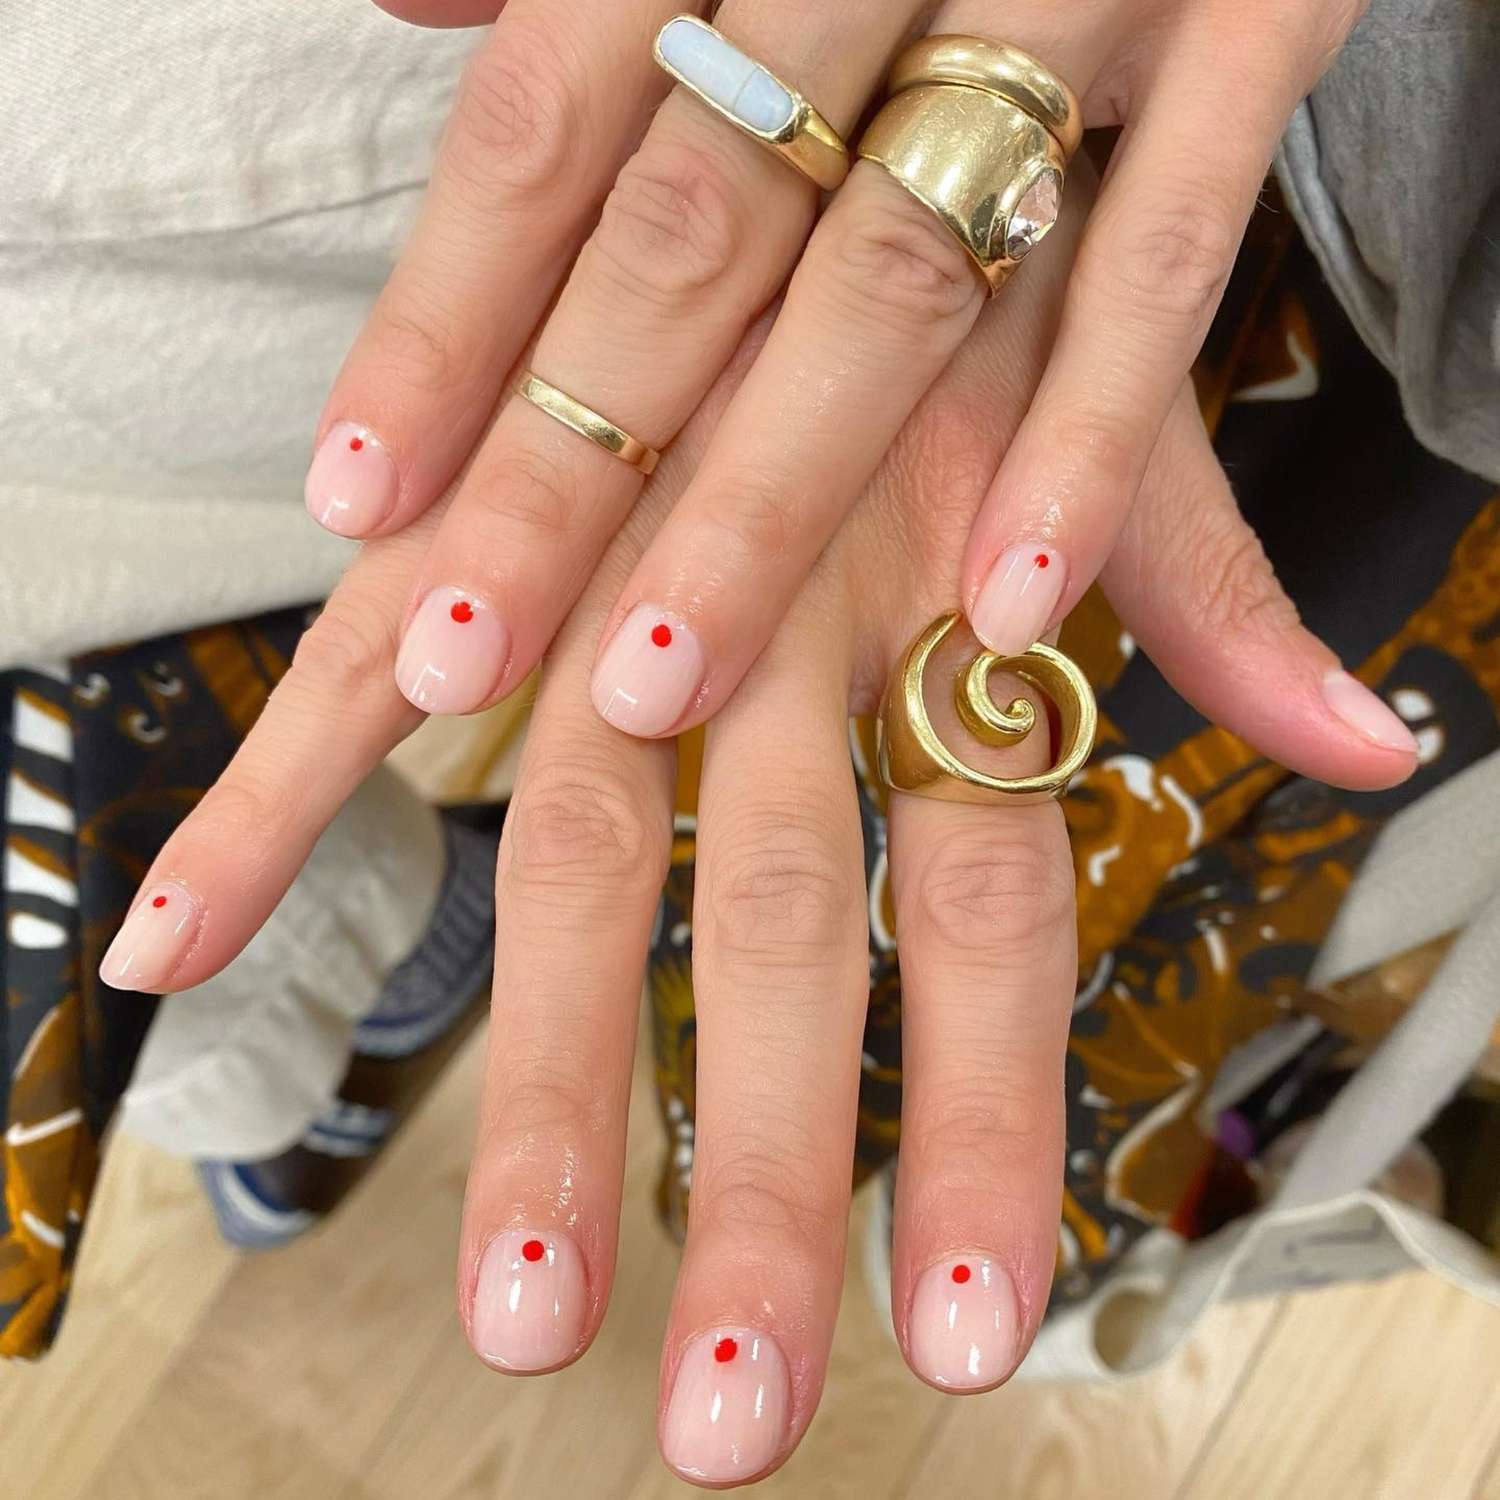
[
  {"x1": 877, "y1": 613, "x2": 1097, "y2": 805},
  {"x1": 517, "y1": 373, "x2": 661, "y2": 475},
  {"x1": 654, "y1": 15, "x2": 850, "y2": 191},
  {"x1": 858, "y1": 36, "x2": 1080, "y2": 293}
]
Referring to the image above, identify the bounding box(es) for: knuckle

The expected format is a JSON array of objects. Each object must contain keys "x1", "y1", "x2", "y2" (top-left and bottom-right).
[
  {"x1": 699, "y1": 468, "x2": 805, "y2": 566},
  {"x1": 502, "y1": 759, "x2": 666, "y2": 898},
  {"x1": 694, "y1": 1136, "x2": 843, "y2": 1248},
  {"x1": 918, "y1": 1074, "x2": 1058, "y2": 1179},
  {"x1": 912, "y1": 838, "x2": 1074, "y2": 956},
  {"x1": 828, "y1": 184, "x2": 982, "y2": 330},
  {"x1": 368, "y1": 294, "x2": 466, "y2": 397},
  {"x1": 1090, "y1": 193, "x2": 1237, "y2": 327},
  {"x1": 483, "y1": 444, "x2": 583, "y2": 541},
  {"x1": 1189, "y1": 516, "x2": 1301, "y2": 639},
  {"x1": 588, "y1": 141, "x2": 744, "y2": 305},
  {"x1": 449, "y1": 30, "x2": 580, "y2": 198},
  {"x1": 486, "y1": 1053, "x2": 615, "y2": 1148},
  {"x1": 704, "y1": 807, "x2": 856, "y2": 963},
  {"x1": 288, "y1": 605, "x2": 398, "y2": 708}
]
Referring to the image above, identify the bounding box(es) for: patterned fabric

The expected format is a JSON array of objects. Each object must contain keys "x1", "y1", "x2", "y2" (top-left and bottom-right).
[{"x1": 647, "y1": 205, "x2": 1500, "y2": 1304}]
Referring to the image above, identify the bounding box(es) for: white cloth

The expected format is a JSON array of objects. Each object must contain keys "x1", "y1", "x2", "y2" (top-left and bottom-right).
[{"x1": 0, "y1": 1, "x2": 479, "y2": 666}]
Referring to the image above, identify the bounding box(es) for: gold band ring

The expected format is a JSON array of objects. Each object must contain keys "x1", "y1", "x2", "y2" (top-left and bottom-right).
[
  {"x1": 877, "y1": 613, "x2": 1097, "y2": 805},
  {"x1": 516, "y1": 373, "x2": 661, "y2": 475},
  {"x1": 654, "y1": 15, "x2": 851, "y2": 191},
  {"x1": 859, "y1": 36, "x2": 1079, "y2": 293}
]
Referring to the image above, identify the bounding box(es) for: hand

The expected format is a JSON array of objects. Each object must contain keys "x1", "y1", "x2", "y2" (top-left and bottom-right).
[
  {"x1": 105, "y1": 170, "x2": 1411, "y2": 1485},
  {"x1": 306, "y1": 0, "x2": 1366, "y2": 748}
]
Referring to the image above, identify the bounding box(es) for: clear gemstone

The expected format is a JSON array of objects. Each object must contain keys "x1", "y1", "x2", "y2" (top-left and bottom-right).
[{"x1": 1005, "y1": 169, "x2": 1061, "y2": 260}]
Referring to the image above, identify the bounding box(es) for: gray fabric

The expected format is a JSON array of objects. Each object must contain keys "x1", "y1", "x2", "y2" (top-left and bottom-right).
[{"x1": 1277, "y1": 0, "x2": 1500, "y2": 483}]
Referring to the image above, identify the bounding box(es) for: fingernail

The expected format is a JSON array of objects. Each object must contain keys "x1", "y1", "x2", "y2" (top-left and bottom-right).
[
  {"x1": 970, "y1": 545, "x2": 1066, "y2": 655},
  {"x1": 662, "y1": 1327, "x2": 790, "y2": 1484},
  {"x1": 99, "y1": 882, "x2": 202, "y2": 992},
  {"x1": 395, "y1": 586, "x2": 510, "y2": 715},
  {"x1": 304, "y1": 422, "x2": 398, "y2": 536},
  {"x1": 589, "y1": 605, "x2": 704, "y2": 737},
  {"x1": 1321, "y1": 671, "x2": 1418, "y2": 754},
  {"x1": 471, "y1": 1230, "x2": 587, "y2": 1372},
  {"x1": 908, "y1": 1254, "x2": 1019, "y2": 1391}
]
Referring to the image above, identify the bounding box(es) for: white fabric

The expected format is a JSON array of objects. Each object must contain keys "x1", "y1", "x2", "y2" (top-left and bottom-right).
[
  {"x1": 0, "y1": 1, "x2": 480, "y2": 666},
  {"x1": 117, "y1": 764, "x2": 445, "y2": 1158}
]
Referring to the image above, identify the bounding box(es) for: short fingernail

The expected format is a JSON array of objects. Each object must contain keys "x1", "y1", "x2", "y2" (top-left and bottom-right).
[
  {"x1": 1321, "y1": 671, "x2": 1419, "y2": 754},
  {"x1": 970, "y1": 545, "x2": 1066, "y2": 655},
  {"x1": 304, "y1": 422, "x2": 398, "y2": 536},
  {"x1": 99, "y1": 882, "x2": 202, "y2": 992},
  {"x1": 662, "y1": 1327, "x2": 790, "y2": 1484},
  {"x1": 395, "y1": 586, "x2": 510, "y2": 715},
  {"x1": 471, "y1": 1230, "x2": 587, "y2": 1373},
  {"x1": 908, "y1": 1254, "x2": 1019, "y2": 1391},
  {"x1": 589, "y1": 605, "x2": 704, "y2": 737}
]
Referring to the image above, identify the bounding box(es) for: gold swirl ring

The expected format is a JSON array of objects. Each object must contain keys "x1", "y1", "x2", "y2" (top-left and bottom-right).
[{"x1": 877, "y1": 613, "x2": 1097, "y2": 805}]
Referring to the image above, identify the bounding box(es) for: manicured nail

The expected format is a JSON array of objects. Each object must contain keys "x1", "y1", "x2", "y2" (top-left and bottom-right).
[
  {"x1": 970, "y1": 544, "x2": 1066, "y2": 655},
  {"x1": 395, "y1": 586, "x2": 510, "y2": 715},
  {"x1": 304, "y1": 422, "x2": 398, "y2": 536},
  {"x1": 589, "y1": 605, "x2": 704, "y2": 737},
  {"x1": 471, "y1": 1230, "x2": 587, "y2": 1372},
  {"x1": 1321, "y1": 671, "x2": 1419, "y2": 754},
  {"x1": 662, "y1": 1327, "x2": 790, "y2": 1484},
  {"x1": 908, "y1": 1254, "x2": 1019, "y2": 1391},
  {"x1": 99, "y1": 882, "x2": 202, "y2": 992}
]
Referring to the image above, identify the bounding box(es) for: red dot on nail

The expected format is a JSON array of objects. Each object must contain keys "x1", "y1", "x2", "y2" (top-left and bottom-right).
[
  {"x1": 1034, "y1": 553, "x2": 1050, "y2": 569},
  {"x1": 522, "y1": 1239, "x2": 545, "y2": 1262},
  {"x1": 152, "y1": 895, "x2": 168, "y2": 909},
  {"x1": 348, "y1": 436, "x2": 364, "y2": 452},
  {"x1": 651, "y1": 623, "x2": 673, "y2": 648},
  {"x1": 714, "y1": 1337, "x2": 738, "y2": 1363},
  {"x1": 952, "y1": 1264, "x2": 972, "y2": 1284},
  {"x1": 450, "y1": 600, "x2": 474, "y2": 624}
]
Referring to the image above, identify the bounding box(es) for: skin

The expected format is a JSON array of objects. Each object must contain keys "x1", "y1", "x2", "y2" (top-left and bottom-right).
[{"x1": 110, "y1": 164, "x2": 1414, "y2": 1484}]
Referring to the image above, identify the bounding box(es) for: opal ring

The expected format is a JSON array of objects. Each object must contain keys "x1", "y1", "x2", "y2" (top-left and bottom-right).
[
  {"x1": 877, "y1": 613, "x2": 1097, "y2": 805},
  {"x1": 517, "y1": 373, "x2": 661, "y2": 475},
  {"x1": 859, "y1": 35, "x2": 1081, "y2": 293},
  {"x1": 653, "y1": 15, "x2": 851, "y2": 191}
]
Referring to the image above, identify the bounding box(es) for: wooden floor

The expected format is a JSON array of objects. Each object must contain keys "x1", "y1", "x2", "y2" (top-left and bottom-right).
[{"x1": 5, "y1": 1021, "x2": 1500, "y2": 1500}]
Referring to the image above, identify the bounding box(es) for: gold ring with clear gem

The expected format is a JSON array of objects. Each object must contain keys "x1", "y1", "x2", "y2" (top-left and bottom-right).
[{"x1": 858, "y1": 35, "x2": 1080, "y2": 294}]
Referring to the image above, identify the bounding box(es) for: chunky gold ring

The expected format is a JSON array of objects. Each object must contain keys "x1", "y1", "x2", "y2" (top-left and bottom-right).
[
  {"x1": 654, "y1": 14, "x2": 850, "y2": 191},
  {"x1": 877, "y1": 613, "x2": 1097, "y2": 805},
  {"x1": 517, "y1": 373, "x2": 661, "y2": 475},
  {"x1": 858, "y1": 35, "x2": 1080, "y2": 293}
]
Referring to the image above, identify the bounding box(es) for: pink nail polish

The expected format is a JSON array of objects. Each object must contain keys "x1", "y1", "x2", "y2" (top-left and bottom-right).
[
  {"x1": 970, "y1": 545, "x2": 1066, "y2": 655},
  {"x1": 908, "y1": 1254, "x2": 1019, "y2": 1391},
  {"x1": 395, "y1": 586, "x2": 510, "y2": 715},
  {"x1": 589, "y1": 605, "x2": 704, "y2": 737},
  {"x1": 98, "y1": 881, "x2": 202, "y2": 992},
  {"x1": 662, "y1": 1327, "x2": 790, "y2": 1484},
  {"x1": 304, "y1": 421, "x2": 398, "y2": 536},
  {"x1": 471, "y1": 1230, "x2": 587, "y2": 1373},
  {"x1": 1321, "y1": 671, "x2": 1419, "y2": 754}
]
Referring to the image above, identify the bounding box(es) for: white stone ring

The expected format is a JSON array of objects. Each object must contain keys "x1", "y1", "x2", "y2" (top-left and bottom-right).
[{"x1": 653, "y1": 14, "x2": 851, "y2": 192}]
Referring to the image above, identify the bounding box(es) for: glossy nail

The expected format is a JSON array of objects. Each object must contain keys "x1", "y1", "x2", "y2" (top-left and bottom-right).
[
  {"x1": 1322, "y1": 671, "x2": 1419, "y2": 754},
  {"x1": 471, "y1": 1230, "x2": 587, "y2": 1372},
  {"x1": 970, "y1": 545, "x2": 1066, "y2": 655},
  {"x1": 395, "y1": 586, "x2": 510, "y2": 715},
  {"x1": 590, "y1": 605, "x2": 704, "y2": 737},
  {"x1": 99, "y1": 882, "x2": 202, "y2": 992},
  {"x1": 662, "y1": 1327, "x2": 790, "y2": 1484},
  {"x1": 304, "y1": 422, "x2": 398, "y2": 536},
  {"x1": 908, "y1": 1254, "x2": 1019, "y2": 1391}
]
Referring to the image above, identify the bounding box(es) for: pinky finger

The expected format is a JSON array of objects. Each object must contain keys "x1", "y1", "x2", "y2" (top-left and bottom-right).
[
  {"x1": 97, "y1": 529, "x2": 431, "y2": 994},
  {"x1": 1101, "y1": 387, "x2": 1419, "y2": 791}
]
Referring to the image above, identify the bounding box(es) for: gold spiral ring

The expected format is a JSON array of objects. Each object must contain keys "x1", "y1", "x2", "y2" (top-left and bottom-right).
[{"x1": 877, "y1": 613, "x2": 1097, "y2": 805}]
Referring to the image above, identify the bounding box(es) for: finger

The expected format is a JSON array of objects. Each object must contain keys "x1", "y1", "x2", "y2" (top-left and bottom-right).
[
  {"x1": 657, "y1": 602, "x2": 867, "y2": 1486},
  {"x1": 587, "y1": 159, "x2": 990, "y2": 739},
  {"x1": 97, "y1": 514, "x2": 438, "y2": 994},
  {"x1": 305, "y1": 0, "x2": 676, "y2": 538},
  {"x1": 391, "y1": 2, "x2": 926, "y2": 718},
  {"x1": 1102, "y1": 388, "x2": 1419, "y2": 790},
  {"x1": 961, "y1": 1, "x2": 1342, "y2": 655},
  {"x1": 456, "y1": 578, "x2": 676, "y2": 1374}
]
